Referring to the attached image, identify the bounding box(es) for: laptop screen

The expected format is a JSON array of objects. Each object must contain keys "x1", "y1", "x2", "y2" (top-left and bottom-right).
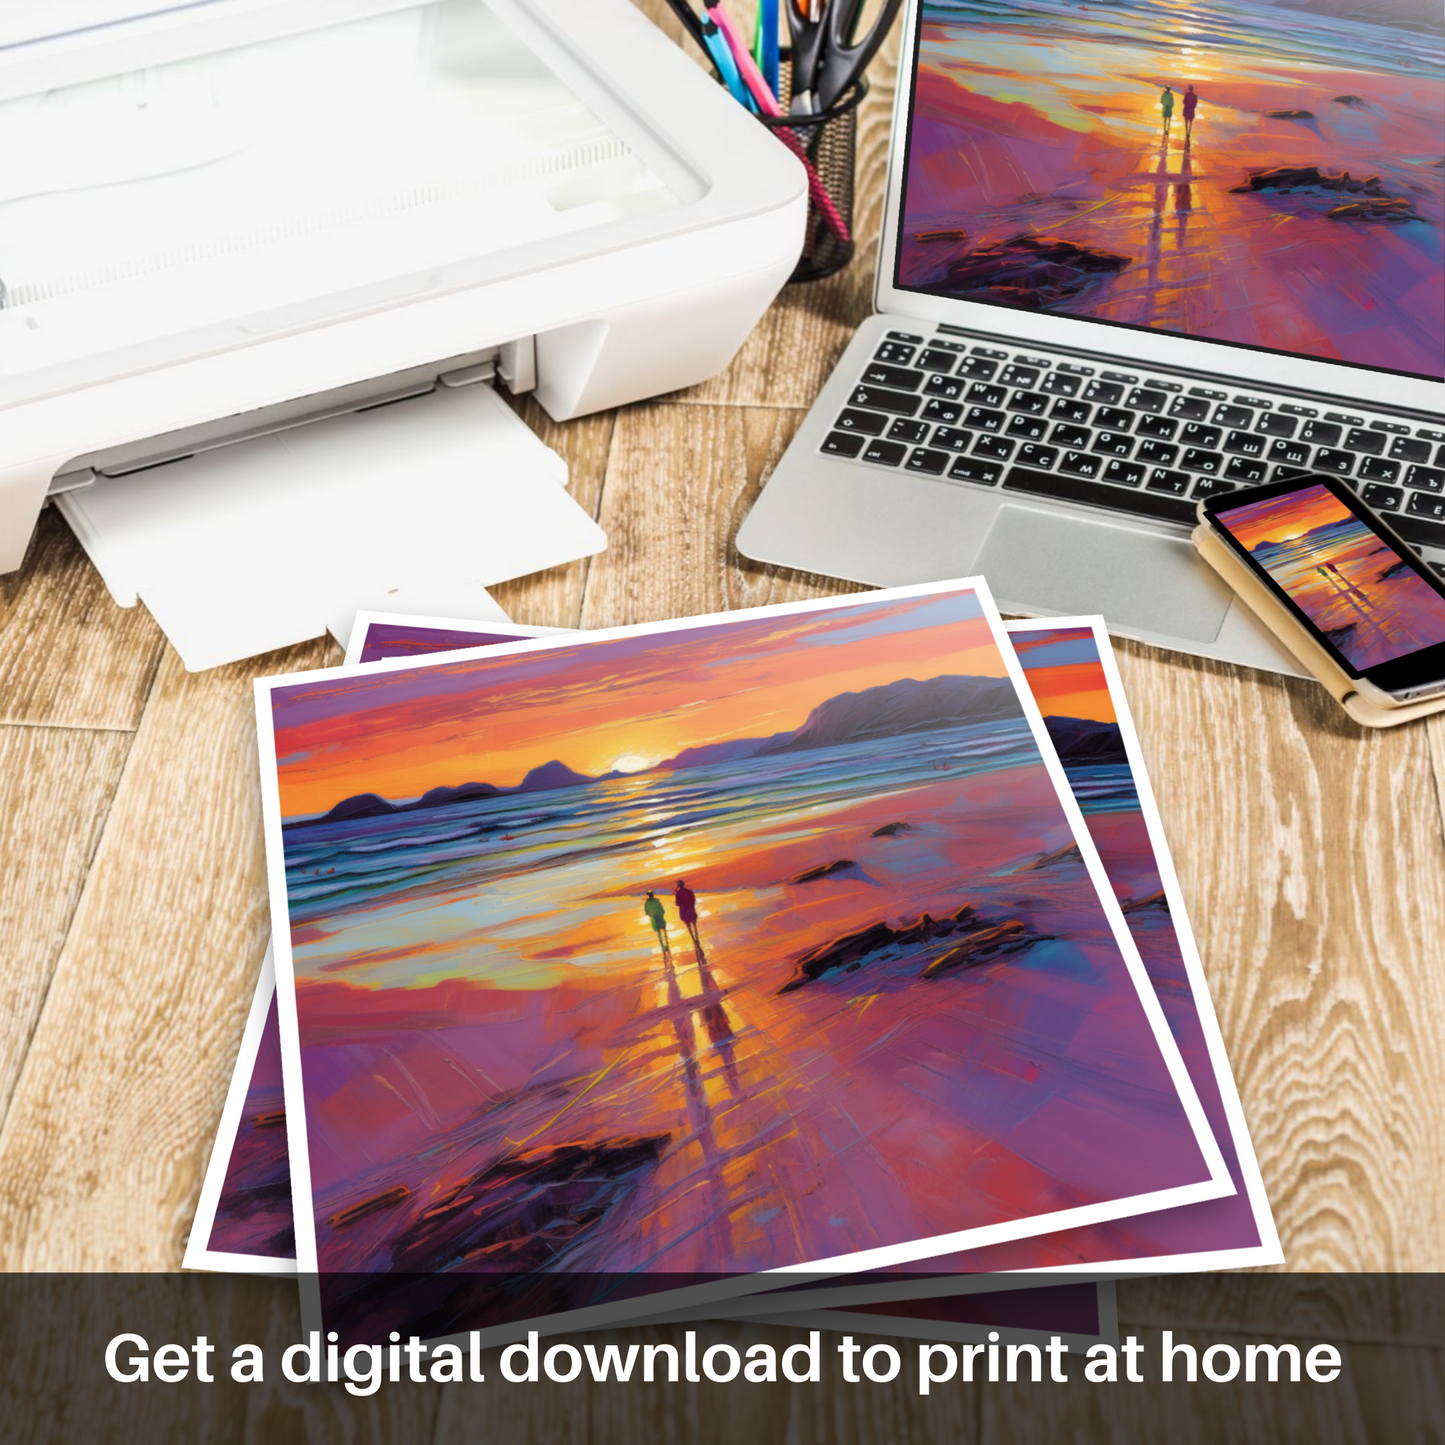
[{"x1": 892, "y1": 0, "x2": 1444, "y2": 382}]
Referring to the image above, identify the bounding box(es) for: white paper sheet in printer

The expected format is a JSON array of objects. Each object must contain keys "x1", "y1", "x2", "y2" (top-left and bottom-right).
[{"x1": 0, "y1": 0, "x2": 806, "y2": 665}]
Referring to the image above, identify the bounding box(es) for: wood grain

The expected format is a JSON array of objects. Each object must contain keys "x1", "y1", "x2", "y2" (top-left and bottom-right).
[
  {"x1": 0, "y1": 510, "x2": 165, "y2": 730},
  {"x1": 0, "y1": 642, "x2": 330, "y2": 1269},
  {"x1": 0, "y1": 725, "x2": 133, "y2": 1124}
]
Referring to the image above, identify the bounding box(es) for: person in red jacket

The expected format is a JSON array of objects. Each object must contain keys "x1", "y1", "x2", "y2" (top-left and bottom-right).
[
  {"x1": 1182, "y1": 84, "x2": 1199, "y2": 142},
  {"x1": 674, "y1": 879, "x2": 701, "y2": 947}
]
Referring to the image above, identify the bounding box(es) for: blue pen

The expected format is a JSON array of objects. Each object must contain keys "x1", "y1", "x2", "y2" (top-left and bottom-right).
[
  {"x1": 758, "y1": 0, "x2": 780, "y2": 98},
  {"x1": 701, "y1": 13, "x2": 755, "y2": 111}
]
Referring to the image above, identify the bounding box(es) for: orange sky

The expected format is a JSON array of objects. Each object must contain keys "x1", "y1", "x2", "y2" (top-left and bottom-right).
[
  {"x1": 1023, "y1": 657, "x2": 1116, "y2": 724},
  {"x1": 271, "y1": 594, "x2": 1009, "y2": 818},
  {"x1": 1218, "y1": 483, "x2": 1351, "y2": 552}
]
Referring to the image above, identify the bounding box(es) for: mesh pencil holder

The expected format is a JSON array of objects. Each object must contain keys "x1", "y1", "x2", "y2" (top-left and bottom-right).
[{"x1": 758, "y1": 66, "x2": 867, "y2": 284}]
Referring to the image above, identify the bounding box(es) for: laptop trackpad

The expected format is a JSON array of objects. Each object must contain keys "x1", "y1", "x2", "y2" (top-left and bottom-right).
[{"x1": 975, "y1": 505, "x2": 1233, "y2": 643}]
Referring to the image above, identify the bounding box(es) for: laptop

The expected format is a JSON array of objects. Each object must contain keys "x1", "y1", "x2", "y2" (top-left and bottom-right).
[{"x1": 738, "y1": 0, "x2": 1444, "y2": 673}]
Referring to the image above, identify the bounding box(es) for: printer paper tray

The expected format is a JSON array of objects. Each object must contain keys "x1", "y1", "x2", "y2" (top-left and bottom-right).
[{"x1": 56, "y1": 384, "x2": 604, "y2": 671}]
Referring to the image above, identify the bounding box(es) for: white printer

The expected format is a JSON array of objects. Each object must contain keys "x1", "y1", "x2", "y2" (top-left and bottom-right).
[{"x1": 0, "y1": 0, "x2": 806, "y2": 664}]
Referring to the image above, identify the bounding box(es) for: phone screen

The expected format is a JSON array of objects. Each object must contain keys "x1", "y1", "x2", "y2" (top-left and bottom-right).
[{"x1": 1209, "y1": 479, "x2": 1445, "y2": 685}]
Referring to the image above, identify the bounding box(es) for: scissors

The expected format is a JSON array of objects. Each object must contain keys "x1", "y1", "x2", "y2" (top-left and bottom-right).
[{"x1": 786, "y1": 0, "x2": 903, "y2": 113}]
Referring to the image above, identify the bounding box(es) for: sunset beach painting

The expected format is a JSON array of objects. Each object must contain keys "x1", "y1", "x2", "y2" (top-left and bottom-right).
[
  {"x1": 1216, "y1": 481, "x2": 1445, "y2": 668},
  {"x1": 260, "y1": 587, "x2": 1224, "y2": 1342},
  {"x1": 898, "y1": 0, "x2": 1444, "y2": 377}
]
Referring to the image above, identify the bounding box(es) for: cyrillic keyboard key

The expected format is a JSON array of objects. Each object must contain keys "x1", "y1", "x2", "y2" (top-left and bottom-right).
[
  {"x1": 850, "y1": 384, "x2": 921, "y2": 417},
  {"x1": 1008, "y1": 390, "x2": 1050, "y2": 415},
  {"x1": 1051, "y1": 424, "x2": 1091, "y2": 450},
  {"x1": 1224, "y1": 456, "x2": 1267, "y2": 483},
  {"x1": 973, "y1": 435, "x2": 1015, "y2": 461},
  {"x1": 1359, "y1": 456, "x2": 1401, "y2": 483},
  {"x1": 1004, "y1": 466, "x2": 1195, "y2": 523},
  {"x1": 1060, "y1": 451, "x2": 1102, "y2": 478},
  {"x1": 1095, "y1": 406, "x2": 1134, "y2": 432},
  {"x1": 1268, "y1": 438, "x2": 1311, "y2": 467},
  {"x1": 1406, "y1": 491, "x2": 1445, "y2": 521},
  {"x1": 861, "y1": 438, "x2": 908, "y2": 466},
  {"x1": 1137, "y1": 439, "x2": 1179, "y2": 467},
  {"x1": 1313, "y1": 448, "x2": 1354, "y2": 476},
  {"x1": 1361, "y1": 483, "x2": 1403, "y2": 511},
  {"x1": 1406, "y1": 465, "x2": 1445, "y2": 493},
  {"x1": 1181, "y1": 448, "x2": 1224, "y2": 474},
  {"x1": 1393, "y1": 513, "x2": 1445, "y2": 551},
  {"x1": 998, "y1": 364, "x2": 1040, "y2": 388},
  {"x1": 967, "y1": 382, "x2": 1008, "y2": 407},
  {"x1": 1345, "y1": 428, "x2": 1385, "y2": 456},
  {"x1": 1147, "y1": 469, "x2": 1191, "y2": 495},
  {"x1": 964, "y1": 406, "x2": 1006, "y2": 432},
  {"x1": 1092, "y1": 432, "x2": 1134, "y2": 457},
  {"x1": 887, "y1": 418, "x2": 931, "y2": 444},
  {"x1": 1136, "y1": 414, "x2": 1178, "y2": 440},
  {"x1": 1104, "y1": 459, "x2": 1146, "y2": 487},
  {"x1": 924, "y1": 374, "x2": 966, "y2": 400},
  {"x1": 835, "y1": 408, "x2": 889, "y2": 435},
  {"x1": 1192, "y1": 477, "x2": 1235, "y2": 499},
  {"x1": 1179, "y1": 423, "x2": 1222, "y2": 449},
  {"x1": 1016, "y1": 443, "x2": 1059, "y2": 470},
  {"x1": 922, "y1": 398, "x2": 962, "y2": 424},
  {"x1": 948, "y1": 457, "x2": 1003, "y2": 485},
  {"x1": 1006, "y1": 415, "x2": 1048, "y2": 441},
  {"x1": 1223, "y1": 430, "x2": 1266, "y2": 457},
  {"x1": 930, "y1": 427, "x2": 974, "y2": 452},
  {"x1": 863, "y1": 363, "x2": 926, "y2": 390},
  {"x1": 1050, "y1": 398, "x2": 1092, "y2": 424}
]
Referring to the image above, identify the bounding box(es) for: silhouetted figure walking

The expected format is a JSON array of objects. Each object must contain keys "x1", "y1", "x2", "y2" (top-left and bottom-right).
[
  {"x1": 1159, "y1": 85, "x2": 1174, "y2": 135},
  {"x1": 643, "y1": 890, "x2": 670, "y2": 959},
  {"x1": 674, "y1": 879, "x2": 701, "y2": 948},
  {"x1": 1182, "y1": 84, "x2": 1198, "y2": 142}
]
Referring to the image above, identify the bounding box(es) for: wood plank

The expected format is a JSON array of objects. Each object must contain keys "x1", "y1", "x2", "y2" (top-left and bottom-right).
[
  {"x1": 1109, "y1": 637, "x2": 1445, "y2": 1271},
  {"x1": 490, "y1": 397, "x2": 614, "y2": 631},
  {"x1": 0, "y1": 509, "x2": 164, "y2": 730},
  {"x1": 0, "y1": 641, "x2": 332, "y2": 1269},
  {"x1": 579, "y1": 403, "x2": 862, "y2": 631},
  {"x1": 0, "y1": 725, "x2": 133, "y2": 1127}
]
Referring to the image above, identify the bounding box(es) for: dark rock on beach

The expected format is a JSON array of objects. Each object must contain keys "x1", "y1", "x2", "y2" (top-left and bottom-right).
[
  {"x1": 1333, "y1": 94, "x2": 1366, "y2": 106},
  {"x1": 915, "y1": 227, "x2": 968, "y2": 243},
  {"x1": 1328, "y1": 197, "x2": 1423, "y2": 222},
  {"x1": 1230, "y1": 166, "x2": 1386, "y2": 196},
  {"x1": 1121, "y1": 889, "x2": 1171, "y2": 916},
  {"x1": 1377, "y1": 558, "x2": 1417, "y2": 582},
  {"x1": 789, "y1": 859, "x2": 858, "y2": 884},
  {"x1": 1324, "y1": 623, "x2": 1358, "y2": 648},
  {"x1": 921, "y1": 919, "x2": 1048, "y2": 979},
  {"x1": 1265, "y1": 108, "x2": 1315, "y2": 120},
  {"x1": 1022, "y1": 841, "x2": 1083, "y2": 872},
  {"x1": 870, "y1": 821, "x2": 912, "y2": 838},
  {"x1": 940, "y1": 235, "x2": 1129, "y2": 310},
  {"x1": 779, "y1": 903, "x2": 979, "y2": 993}
]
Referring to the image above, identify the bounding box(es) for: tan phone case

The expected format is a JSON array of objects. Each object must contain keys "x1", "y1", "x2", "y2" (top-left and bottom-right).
[{"x1": 1192, "y1": 519, "x2": 1445, "y2": 728}]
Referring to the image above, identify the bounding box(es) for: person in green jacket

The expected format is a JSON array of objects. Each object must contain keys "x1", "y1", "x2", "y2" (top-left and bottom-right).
[
  {"x1": 1159, "y1": 85, "x2": 1175, "y2": 134},
  {"x1": 643, "y1": 890, "x2": 671, "y2": 957}
]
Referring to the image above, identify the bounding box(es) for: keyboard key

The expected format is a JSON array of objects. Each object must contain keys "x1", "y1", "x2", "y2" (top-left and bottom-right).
[
  {"x1": 887, "y1": 418, "x2": 932, "y2": 444},
  {"x1": 1180, "y1": 423, "x2": 1222, "y2": 449},
  {"x1": 967, "y1": 382, "x2": 1008, "y2": 407},
  {"x1": 930, "y1": 427, "x2": 974, "y2": 452},
  {"x1": 1083, "y1": 379, "x2": 1124, "y2": 405},
  {"x1": 1147, "y1": 468, "x2": 1191, "y2": 495},
  {"x1": 1041, "y1": 372, "x2": 1082, "y2": 397},
  {"x1": 1344, "y1": 428, "x2": 1385, "y2": 456},
  {"x1": 1050, "y1": 398, "x2": 1093, "y2": 424},
  {"x1": 1051, "y1": 424, "x2": 1092, "y2": 450},
  {"x1": 924, "y1": 374, "x2": 966, "y2": 400},
  {"x1": 886, "y1": 330, "x2": 924, "y2": 343},
  {"x1": 863, "y1": 362, "x2": 925, "y2": 390},
  {"x1": 1169, "y1": 395, "x2": 1212, "y2": 421},
  {"x1": 1256, "y1": 413, "x2": 1298, "y2": 438},
  {"x1": 922, "y1": 398, "x2": 963, "y2": 424},
  {"x1": 1324, "y1": 411, "x2": 1363, "y2": 427},
  {"x1": 948, "y1": 456, "x2": 1004, "y2": 485},
  {"x1": 835, "y1": 408, "x2": 889, "y2": 435},
  {"x1": 958, "y1": 356, "x2": 999, "y2": 380},
  {"x1": 1224, "y1": 456, "x2": 1268, "y2": 483},
  {"x1": 1192, "y1": 477, "x2": 1235, "y2": 499},
  {"x1": 1006, "y1": 414, "x2": 1048, "y2": 441},
  {"x1": 1370, "y1": 419, "x2": 1410, "y2": 435},
  {"x1": 1234, "y1": 395, "x2": 1271, "y2": 409},
  {"x1": 970, "y1": 345, "x2": 1008, "y2": 360},
  {"x1": 1146, "y1": 378, "x2": 1182, "y2": 393},
  {"x1": 1391, "y1": 436, "x2": 1432, "y2": 464},
  {"x1": 1126, "y1": 387, "x2": 1167, "y2": 413},
  {"x1": 851, "y1": 384, "x2": 921, "y2": 417},
  {"x1": 1004, "y1": 466, "x2": 1196, "y2": 523},
  {"x1": 1137, "y1": 439, "x2": 1179, "y2": 467},
  {"x1": 1017, "y1": 443, "x2": 1059, "y2": 470},
  {"x1": 1188, "y1": 385, "x2": 1228, "y2": 400},
  {"x1": 1268, "y1": 437, "x2": 1312, "y2": 468},
  {"x1": 1057, "y1": 362, "x2": 1094, "y2": 375},
  {"x1": 1406, "y1": 491, "x2": 1445, "y2": 522},
  {"x1": 1223, "y1": 430, "x2": 1266, "y2": 458},
  {"x1": 1008, "y1": 390, "x2": 1050, "y2": 415},
  {"x1": 1313, "y1": 447, "x2": 1354, "y2": 476},
  {"x1": 998, "y1": 364, "x2": 1040, "y2": 388},
  {"x1": 1103, "y1": 459, "x2": 1146, "y2": 487},
  {"x1": 1060, "y1": 450, "x2": 1103, "y2": 479},
  {"x1": 916, "y1": 348, "x2": 959, "y2": 373},
  {"x1": 965, "y1": 406, "x2": 1006, "y2": 432},
  {"x1": 907, "y1": 447, "x2": 950, "y2": 475},
  {"x1": 933, "y1": 340, "x2": 970, "y2": 353},
  {"x1": 1279, "y1": 403, "x2": 1317, "y2": 417},
  {"x1": 1136, "y1": 414, "x2": 1178, "y2": 440},
  {"x1": 1359, "y1": 456, "x2": 1400, "y2": 483},
  {"x1": 1422, "y1": 428, "x2": 1445, "y2": 443},
  {"x1": 1092, "y1": 432, "x2": 1134, "y2": 457},
  {"x1": 1407, "y1": 465, "x2": 1445, "y2": 493},
  {"x1": 861, "y1": 438, "x2": 908, "y2": 467},
  {"x1": 874, "y1": 342, "x2": 917, "y2": 365},
  {"x1": 1013, "y1": 354, "x2": 1051, "y2": 368},
  {"x1": 1361, "y1": 483, "x2": 1403, "y2": 511},
  {"x1": 1300, "y1": 420, "x2": 1341, "y2": 447},
  {"x1": 1101, "y1": 370, "x2": 1138, "y2": 384},
  {"x1": 1181, "y1": 448, "x2": 1223, "y2": 474},
  {"x1": 1394, "y1": 513, "x2": 1445, "y2": 551},
  {"x1": 1214, "y1": 404, "x2": 1254, "y2": 429},
  {"x1": 973, "y1": 435, "x2": 1015, "y2": 461},
  {"x1": 821, "y1": 431, "x2": 865, "y2": 457},
  {"x1": 1438, "y1": 445, "x2": 1445, "y2": 467},
  {"x1": 1095, "y1": 405, "x2": 1134, "y2": 432},
  {"x1": 1272, "y1": 465, "x2": 1315, "y2": 482}
]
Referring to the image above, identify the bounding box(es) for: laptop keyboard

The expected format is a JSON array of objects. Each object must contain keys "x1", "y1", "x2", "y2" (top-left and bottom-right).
[{"x1": 822, "y1": 330, "x2": 1445, "y2": 561}]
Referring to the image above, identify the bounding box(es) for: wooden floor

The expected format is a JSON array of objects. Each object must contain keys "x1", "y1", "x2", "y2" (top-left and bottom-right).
[{"x1": 0, "y1": 6, "x2": 1441, "y2": 1440}]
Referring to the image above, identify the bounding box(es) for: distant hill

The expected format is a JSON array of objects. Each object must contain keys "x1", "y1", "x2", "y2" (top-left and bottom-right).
[
  {"x1": 291, "y1": 673, "x2": 1025, "y2": 827},
  {"x1": 1040, "y1": 715, "x2": 1127, "y2": 764}
]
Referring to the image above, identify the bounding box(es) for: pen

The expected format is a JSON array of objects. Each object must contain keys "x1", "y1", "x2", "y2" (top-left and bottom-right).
[{"x1": 754, "y1": 0, "x2": 780, "y2": 99}]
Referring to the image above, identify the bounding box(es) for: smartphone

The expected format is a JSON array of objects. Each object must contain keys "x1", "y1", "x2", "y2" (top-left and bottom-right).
[{"x1": 1201, "y1": 473, "x2": 1445, "y2": 706}]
